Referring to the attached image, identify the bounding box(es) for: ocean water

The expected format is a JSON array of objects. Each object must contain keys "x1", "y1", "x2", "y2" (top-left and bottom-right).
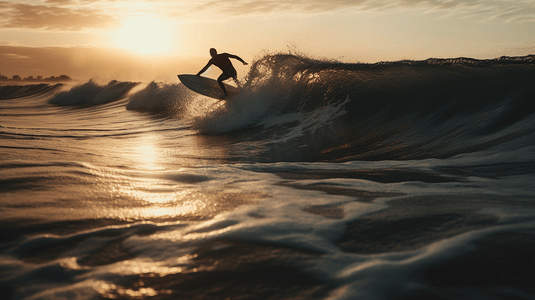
[{"x1": 1, "y1": 54, "x2": 535, "y2": 300}]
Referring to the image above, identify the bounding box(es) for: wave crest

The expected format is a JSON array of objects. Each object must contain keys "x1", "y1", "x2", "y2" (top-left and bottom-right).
[
  {"x1": 126, "y1": 81, "x2": 190, "y2": 112},
  {"x1": 49, "y1": 80, "x2": 139, "y2": 106},
  {"x1": 0, "y1": 83, "x2": 63, "y2": 100}
]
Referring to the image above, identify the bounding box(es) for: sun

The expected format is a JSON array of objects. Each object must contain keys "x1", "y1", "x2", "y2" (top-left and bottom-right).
[{"x1": 112, "y1": 16, "x2": 175, "y2": 55}]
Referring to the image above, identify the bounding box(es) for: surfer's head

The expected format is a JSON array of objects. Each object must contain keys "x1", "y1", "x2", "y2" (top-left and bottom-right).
[{"x1": 210, "y1": 48, "x2": 217, "y2": 57}]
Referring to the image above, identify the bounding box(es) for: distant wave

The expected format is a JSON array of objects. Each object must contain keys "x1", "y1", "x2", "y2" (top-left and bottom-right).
[
  {"x1": 0, "y1": 83, "x2": 63, "y2": 100},
  {"x1": 48, "y1": 80, "x2": 139, "y2": 106},
  {"x1": 125, "y1": 81, "x2": 192, "y2": 112}
]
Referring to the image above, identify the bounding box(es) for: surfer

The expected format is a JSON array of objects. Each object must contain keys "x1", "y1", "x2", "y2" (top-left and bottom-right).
[{"x1": 196, "y1": 48, "x2": 248, "y2": 97}]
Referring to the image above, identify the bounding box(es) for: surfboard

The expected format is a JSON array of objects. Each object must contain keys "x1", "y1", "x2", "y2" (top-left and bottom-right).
[{"x1": 177, "y1": 74, "x2": 238, "y2": 100}]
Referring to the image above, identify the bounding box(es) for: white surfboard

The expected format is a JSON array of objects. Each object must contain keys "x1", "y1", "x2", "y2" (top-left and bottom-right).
[{"x1": 178, "y1": 74, "x2": 238, "y2": 100}]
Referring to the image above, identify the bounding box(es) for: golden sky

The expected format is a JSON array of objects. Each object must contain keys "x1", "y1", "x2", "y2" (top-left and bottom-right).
[{"x1": 1, "y1": 0, "x2": 534, "y2": 82}]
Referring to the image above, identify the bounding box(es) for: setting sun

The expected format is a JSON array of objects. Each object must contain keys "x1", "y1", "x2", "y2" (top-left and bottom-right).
[{"x1": 112, "y1": 16, "x2": 175, "y2": 55}]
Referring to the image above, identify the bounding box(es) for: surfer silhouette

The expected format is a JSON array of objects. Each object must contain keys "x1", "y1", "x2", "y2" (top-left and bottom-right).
[{"x1": 196, "y1": 48, "x2": 248, "y2": 97}]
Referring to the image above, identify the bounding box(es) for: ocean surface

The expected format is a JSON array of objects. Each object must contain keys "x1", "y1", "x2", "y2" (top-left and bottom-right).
[{"x1": 1, "y1": 54, "x2": 535, "y2": 300}]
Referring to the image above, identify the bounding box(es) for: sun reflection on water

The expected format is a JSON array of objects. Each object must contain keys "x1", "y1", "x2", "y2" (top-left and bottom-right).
[
  {"x1": 105, "y1": 184, "x2": 208, "y2": 220},
  {"x1": 135, "y1": 136, "x2": 163, "y2": 171},
  {"x1": 80, "y1": 129, "x2": 267, "y2": 223},
  {"x1": 96, "y1": 255, "x2": 195, "y2": 298}
]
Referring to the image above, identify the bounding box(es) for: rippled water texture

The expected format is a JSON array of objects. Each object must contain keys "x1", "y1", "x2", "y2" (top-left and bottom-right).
[{"x1": 1, "y1": 54, "x2": 535, "y2": 300}]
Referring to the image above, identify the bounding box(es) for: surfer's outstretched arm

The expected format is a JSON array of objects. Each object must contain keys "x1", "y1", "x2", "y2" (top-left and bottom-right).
[
  {"x1": 228, "y1": 54, "x2": 248, "y2": 65},
  {"x1": 196, "y1": 61, "x2": 212, "y2": 76}
]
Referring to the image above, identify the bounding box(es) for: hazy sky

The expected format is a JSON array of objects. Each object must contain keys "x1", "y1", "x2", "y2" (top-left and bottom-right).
[{"x1": 1, "y1": 0, "x2": 534, "y2": 81}]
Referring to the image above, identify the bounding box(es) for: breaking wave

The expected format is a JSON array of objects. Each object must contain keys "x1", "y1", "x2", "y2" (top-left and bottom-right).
[{"x1": 48, "y1": 80, "x2": 139, "y2": 106}]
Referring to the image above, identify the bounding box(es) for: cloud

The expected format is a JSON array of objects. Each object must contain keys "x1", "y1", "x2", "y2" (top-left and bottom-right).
[
  {"x1": 3, "y1": 52, "x2": 31, "y2": 59},
  {"x1": 187, "y1": 0, "x2": 535, "y2": 23},
  {"x1": 192, "y1": 0, "x2": 365, "y2": 15},
  {"x1": 0, "y1": 1, "x2": 119, "y2": 31},
  {"x1": 413, "y1": 0, "x2": 535, "y2": 23},
  {"x1": 0, "y1": 0, "x2": 533, "y2": 33},
  {"x1": 486, "y1": 5, "x2": 535, "y2": 23}
]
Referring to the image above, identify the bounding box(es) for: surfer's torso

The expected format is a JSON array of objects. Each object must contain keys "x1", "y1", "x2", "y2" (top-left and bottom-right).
[{"x1": 209, "y1": 53, "x2": 236, "y2": 73}]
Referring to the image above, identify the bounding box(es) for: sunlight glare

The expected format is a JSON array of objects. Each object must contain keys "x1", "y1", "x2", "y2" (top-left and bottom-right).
[
  {"x1": 112, "y1": 16, "x2": 175, "y2": 55},
  {"x1": 138, "y1": 144, "x2": 158, "y2": 169}
]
